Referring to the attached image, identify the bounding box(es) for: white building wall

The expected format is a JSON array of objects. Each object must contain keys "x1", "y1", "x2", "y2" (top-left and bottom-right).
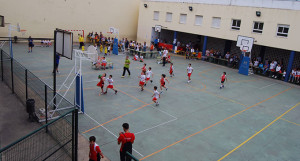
[{"x1": 137, "y1": 0, "x2": 300, "y2": 52}]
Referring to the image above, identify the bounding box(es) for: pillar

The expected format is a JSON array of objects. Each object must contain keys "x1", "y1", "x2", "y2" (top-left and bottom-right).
[
  {"x1": 284, "y1": 51, "x2": 295, "y2": 82},
  {"x1": 223, "y1": 40, "x2": 232, "y2": 54},
  {"x1": 259, "y1": 46, "x2": 266, "y2": 61}
]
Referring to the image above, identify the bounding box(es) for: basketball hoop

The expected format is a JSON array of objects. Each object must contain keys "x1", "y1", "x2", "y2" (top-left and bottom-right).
[
  {"x1": 20, "y1": 30, "x2": 27, "y2": 36},
  {"x1": 107, "y1": 32, "x2": 113, "y2": 35}
]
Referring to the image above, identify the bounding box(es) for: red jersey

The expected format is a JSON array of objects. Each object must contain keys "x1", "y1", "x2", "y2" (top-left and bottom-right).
[
  {"x1": 89, "y1": 143, "x2": 102, "y2": 161},
  {"x1": 160, "y1": 78, "x2": 165, "y2": 85},
  {"x1": 118, "y1": 132, "x2": 135, "y2": 152},
  {"x1": 221, "y1": 74, "x2": 226, "y2": 81}
]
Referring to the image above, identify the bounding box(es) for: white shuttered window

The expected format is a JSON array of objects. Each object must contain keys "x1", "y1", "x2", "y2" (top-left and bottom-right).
[
  {"x1": 195, "y1": 15, "x2": 203, "y2": 26},
  {"x1": 179, "y1": 14, "x2": 187, "y2": 24},
  {"x1": 212, "y1": 17, "x2": 221, "y2": 28},
  {"x1": 153, "y1": 11, "x2": 159, "y2": 20},
  {"x1": 166, "y1": 12, "x2": 172, "y2": 22}
]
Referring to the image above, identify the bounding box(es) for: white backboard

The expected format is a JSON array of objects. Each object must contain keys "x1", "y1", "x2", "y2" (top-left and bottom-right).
[
  {"x1": 155, "y1": 25, "x2": 162, "y2": 32},
  {"x1": 236, "y1": 35, "x2": 254, "y2": 52},
  {"x1": 109, "y1": 27, "x2": 115, "y2": 33},
  {"x1": 55, "y1": 29, "x2": 73, "y2": 59}
]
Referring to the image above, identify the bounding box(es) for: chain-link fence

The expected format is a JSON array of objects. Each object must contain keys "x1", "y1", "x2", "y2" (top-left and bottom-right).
[
  {"x1": 0, "y1": 48, "x2": 78, "y2": 160},
  {"x1": 0, "y1": 109, "x2": 78, "y2": 161}
]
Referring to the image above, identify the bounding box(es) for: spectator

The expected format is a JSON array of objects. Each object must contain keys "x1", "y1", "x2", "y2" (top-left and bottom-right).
[
  {"x1": 89, "y1": 136, "x2": 104, "y2": 161},
  {"x1": 269, "y1": 61, "x2": 276, "y2": 77},
  {"x1": 258, "y1": 62, "x2": 264, "y2": 74},
  {"x1": 296, "y1": 68, "x2": 300, "y2": 83},
  {"x1": 125, "y1": 38, "x2": 129, "y2": 51},
  {"x1": 288, "y1": 68, "x2": 296, "y2": 82},
  {"x1": 143, "y1": 42, "x2": 147, "y2": 52},
  {"x1": 154, "y1": 37, "x2": 159, "y2": 49},
  {"x1": 79, "y1": 35, "x2": 84, "y2": 49},
  {"x1": 282, "y1": 70, "x2": 286, "y2": 80},
  {"x1": 118, "y1": 123, "x2": 135, "y2": 161},
  {"x1": 263, "y1": 61, "x2": 269, "y2": 75},
  {"x1": 253, "y1": 59, "x2": 259, "y2": 67},
  {"x1": 225, "y1": 52, "x2": 230, "y2": 60},
  {"x1": 162, "y1": 48, "x2": 168, "y2": 66},
  {"x1": 274, "y1": 64, "x2": 281, "y2": 78}
]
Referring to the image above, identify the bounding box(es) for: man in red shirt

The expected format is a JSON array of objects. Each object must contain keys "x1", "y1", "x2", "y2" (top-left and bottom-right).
[
  {"x1": 89, "y1": 136, "x2": 104, "y2": 161},
  {"x1": 118, "y1": 123, "x2": 135, "y2": 161}
]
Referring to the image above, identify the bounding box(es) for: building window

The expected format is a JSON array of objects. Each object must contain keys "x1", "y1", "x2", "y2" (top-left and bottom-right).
[
  {"x1": 179, "y1": 14, "x2": 187, "y2": 24},
  {"x1": 277, "y1": 25, "x2": 289, "y2": 37},
  {"x1": 212, "y1": 17, "x2": 221, "y2": 28},
  {"x1": 195, "y1": 15, "x2": 203, "y2": 26},
  {"x1": 166, "y1": 12, "x2": 172, "y2": 22},
  {"x1": 253, "y1": 22, "x2": 264, "y2": 33},
  {"x1": 231, "y1": 19, "x2": 241, "y2": 30},
  {"x1": 153, "y1": 11, "x2": 159, "y2": 21}
]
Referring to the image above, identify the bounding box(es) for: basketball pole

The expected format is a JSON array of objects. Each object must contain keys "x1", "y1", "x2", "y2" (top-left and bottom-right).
[{"x1": 53, "y1": 30, "x2": 57, "y2": 110}]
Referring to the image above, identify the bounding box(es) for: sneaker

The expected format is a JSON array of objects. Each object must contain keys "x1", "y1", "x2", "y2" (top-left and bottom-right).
[
  {"x1": 160, "y1": 91, "x2": 163, "y2": 94},
  {"x1": 156, "y1": 102, "x2": 159, "y2": 106},
  {"x1": 220, "y1": 86, "x2": 222, "y2": 89},
  {"x1": 121, "y1": 76, "x2": 125, "y2": 78},
  {"x1": 115, "y1": 90, "x2": 118, "y2": 94},
  {"x1": 144, "y1": 84, "x2": 146, "y2": 87},
  {"x1": 150, "y1": 80, "x2": 153, "y2": 83},
  {"x1": 166, "y1": 88, "x2": 168, "y2": 91},
  {"x1": 141, "y1": 88, "x2": 144, "y2": 91},
  {"x1": 104, "y1": 91, "x2": 107, "y2": 94}
]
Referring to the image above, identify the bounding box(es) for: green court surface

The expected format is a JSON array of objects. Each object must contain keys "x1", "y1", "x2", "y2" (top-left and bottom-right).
[{"x1": 3, "y1": 44, "x2": 300, "y2": 161}]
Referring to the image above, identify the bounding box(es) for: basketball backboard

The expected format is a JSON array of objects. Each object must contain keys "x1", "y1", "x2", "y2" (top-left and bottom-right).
[
  {"x1": 55, "y1": 29, "x2": 73, "y2": 60},
  {"x1": 0, "y1": 15, "x2": 4, "y2": 27},
  {"x1": 155, "y1": 25, "x2": 162, "y2": 32},
  {"x1": 236, "y1": 35, "x2": 254, "y2": 53}
]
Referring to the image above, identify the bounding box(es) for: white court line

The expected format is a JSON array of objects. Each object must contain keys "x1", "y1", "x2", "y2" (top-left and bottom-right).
[
  {"x1": 135, "y1": 118, "x2": 177, "y2": 135},
  {"x1": 150, "y1": 104, "x2": 178, "y2": 119},
  {"x1": 259, "y1": 83, "x2": 276, "y2": 89},
  {"x1": 85, "y1": 113, "x2": 145, "y2": 157}
]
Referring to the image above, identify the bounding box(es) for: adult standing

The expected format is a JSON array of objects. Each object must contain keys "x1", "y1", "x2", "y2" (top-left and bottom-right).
[
  {"x1": 89, "y1": 136, "x2": 104, "y2": 161},
  {"x1": 121, "y1": 56, "x2": 131, "y2": 78},
  {"x1": 154, "y1": 37, "x2": 159, "y2": 49},
  {"x1": 28, "y1": 36, "x2": 34, "y2": 53},
  {"x1": 79, "y1": 35, "x2": 84, "y2": 49},
  {"x1": 162, "y1": 48, "x2": 168, "y2": 66},
  {"x1": 118, "y1": 123, "x2": 135, "y2": 161},
  {"x1": 53, "y1": 52, "x2": 60, "y2": 74}
]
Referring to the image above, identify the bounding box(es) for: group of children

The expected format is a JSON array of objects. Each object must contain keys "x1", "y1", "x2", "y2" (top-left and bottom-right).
[
  {"x1": 99, "y1": 44, "x2": 112, "y2": 56},
  {"x1": 96, "y1": 59, "x2": 228, "y2": 106},
  {"x1": 41, "y1": 40, "x2": 52, "y2": 47},
  {"x1": 133, "y1": 54, "x2": 144, "y2": 62}
]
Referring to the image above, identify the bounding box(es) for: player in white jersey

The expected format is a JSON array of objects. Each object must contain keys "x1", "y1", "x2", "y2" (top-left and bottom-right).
[
  {"x1": 187, "y1": 63, "x2": 193, "y2": 83},
  {"x1": 104, "y1": 75, "x2": 117, "y2": 94},
  {"x1": 145, "y1": 67, "x2": 153, "y2": 86},
  {"x1": 152, "y1": 86, "x2": 160, "y2": 106},
  {"x1": 139, "y1": 71, "x2": 146, "y2": 91}
]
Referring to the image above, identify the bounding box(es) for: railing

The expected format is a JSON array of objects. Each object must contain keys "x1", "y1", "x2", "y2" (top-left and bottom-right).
[
  {"x1": 0, "y1": 49, "x2": 75, "y2": 122},
  {"x1": 0, "y1": 48, "x2": 78, "y2": 160},
  {"x1": 0, "y1": 109, "x2": 78, "y2": 161}
]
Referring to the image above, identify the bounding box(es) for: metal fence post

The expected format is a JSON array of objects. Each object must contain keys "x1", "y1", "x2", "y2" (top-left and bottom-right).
[
  {"x1": 1, "y1": 50, "x2": 3, "y2": 81},
  {"x1": 72, "y1": 109, "x2": 75, "y2": 160},
  {"x1": 45, "y1": 85, "x2": 48, "y2": 132},
  {"x1": 11, "y1": 57, "x2": 14, "y2": 93},
  {"x1": 25, "y1": 69, "x2": 28, "y2": 100}
]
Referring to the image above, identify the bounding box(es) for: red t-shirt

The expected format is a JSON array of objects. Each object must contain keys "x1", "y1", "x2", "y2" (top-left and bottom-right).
[
  {"x1": 221, "y1": 74, "x2": 226, "y2": 81},
  {"x1": 89, "y1": 143, "x2": 102, "y2": 161},
  {"x1": 118, "y1": 132, "x2": 135, "y2": 152}
]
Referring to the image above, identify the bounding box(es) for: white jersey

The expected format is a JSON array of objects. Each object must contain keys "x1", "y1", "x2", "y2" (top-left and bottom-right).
[
  {"x1": 102, "y1": 59, "x2": 107, "y2": 63},
  {"x1": 163, "y1": 50, "x2": 168, "y2": 57},
  {"x1": 108, "y1": 46, "x2": 111, "y2": 50},
  {"x1": 135, "y1": 55, "x2": 138, "y2": 59},
  {"x1": 153, "y1": 90, "x2": 160, "y2": 99},
  {"x1": 275, "y1": 66, "x2": 281, "y2": 72},
  {"x1": 187, "y1": 66, "x2": 193, "y2": 73},
  {"x1": 140, "y1": 75, "x2": 146, "y2": 82},
  {"x1": 291, "y1": 70, "x2": 296, "y2": 75},
  {"x1": 269, "y1": 63, "x2": 275, "y2": 70},
  {"x1": 297, "y1": 71, "x2": 300, "y2": 76},
  {"x1": 146, "y1": 70, "x2": 152, "y2": 78},
  {"x1": 107, "y1": 78, "x2": 113, "y2": 85},
  {"x1": 140, "y1": 56, "x2": 143, "y2": 59}
]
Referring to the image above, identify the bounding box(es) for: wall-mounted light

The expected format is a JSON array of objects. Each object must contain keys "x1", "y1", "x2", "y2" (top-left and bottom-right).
[
  {"x1": 256, "y1": 11, "x2": 261, "y2": 17},
  {"x1": 144, "y1": 4, "x2": 148, "y2": 8},
  {"x1": 189, "y1": 6, "x2": 193, "y2": 11}
]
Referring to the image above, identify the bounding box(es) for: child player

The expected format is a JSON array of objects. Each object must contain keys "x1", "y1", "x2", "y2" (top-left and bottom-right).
[
  {"x1": 96, "y1": 73, "x2": 106, "y2": 95},
  {"x1": 141, "y1": 63, "x2": 147, "y2": 75},
  {"x1": 104, "y1": 75, "x2": 118, "y2": 94},
  {"x1": 187, "y1": 63, "x2": 193, "y2": 83},
  {"x1": 101, "y1": 57, "x2": 107, "y2": 70},
  {"x1": 220, "y1": 72, "x2": 227, "y2": 89},
  {"x1": 145, "y1": 67, "x2": 153, "y2": 86},
  {"x1": 160, "y1": 74, "x2": 169, "y2": 94},
  {"x1": 169, "y1": 63, "x2": 174, "y2": 77},
  {"x1": 152, "y1": 86, "x2": 160, "y2": 106},
  {"x1": 139, "y1": 71, "x2": 146, "y2": 91}
]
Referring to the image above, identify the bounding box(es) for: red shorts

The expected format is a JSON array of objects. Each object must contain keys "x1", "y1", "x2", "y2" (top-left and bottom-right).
[
  {"x1": 139, "y1": 81, "x2": 145, "y2": 86},
  {"x1": 97, "y1": 82, "x2": 104, "y2": 88},
  {"x1": 107, "y1": 85, "x2": 113, "y2": 89},
  {"x1": 152, "y1": 97, "x2": 157, "y2": 101},
  {"x1": 188, "y1": 73, "x2": 192, "y2": 77},
  {"x1": 296, "y1": 75, "x2": 300, "y2": 78},
  {"x1": 270, "y1": 69, "x2": 275, "y2": 72},
  {"x1": 101, "y1": 63, "x2": 107, "y2": 67},
  {"x1": 146, "y1": 77, "x2": 150, "y2": 81},
  {"x1": 161, "y1": 82, "x2": 165, "y2": 87},
  {"x1": 134, "y1": 57, "x2": 137, "y2": 61}
]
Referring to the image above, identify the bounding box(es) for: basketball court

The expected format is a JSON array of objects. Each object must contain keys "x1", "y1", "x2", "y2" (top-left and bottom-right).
[{"x1": 2, "y1": 42, "x2": 300, "y2": 161}]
